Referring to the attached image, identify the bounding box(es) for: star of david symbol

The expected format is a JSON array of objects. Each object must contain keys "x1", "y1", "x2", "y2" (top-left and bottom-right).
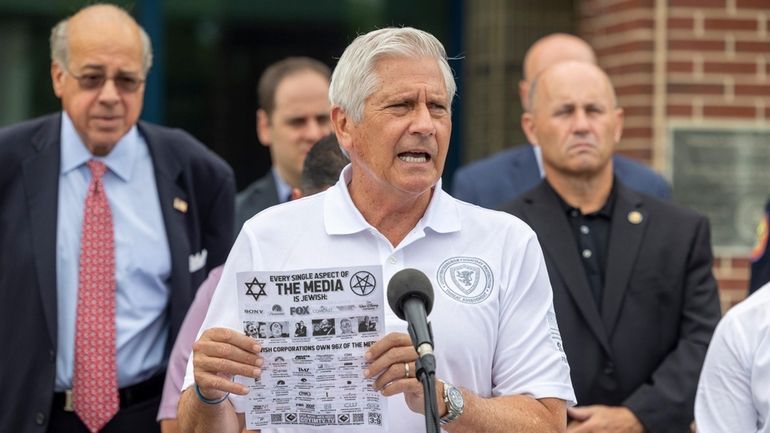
[
  {"x1": 244, "y1": 277, "x2": 267, "y2": 302},
  {"x1": 350, "y1": 271, "x2": 376, "y2": 296}
]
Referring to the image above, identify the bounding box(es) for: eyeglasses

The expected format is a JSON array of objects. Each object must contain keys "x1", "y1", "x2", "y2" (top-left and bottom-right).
[{"x1": 64, "y1": 66, "x2": 145, "y2": 93}]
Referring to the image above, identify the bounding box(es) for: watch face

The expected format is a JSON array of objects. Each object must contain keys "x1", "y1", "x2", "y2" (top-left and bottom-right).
[{"x1": 448, "y1": 387, "x2": 464, "y2": 408}]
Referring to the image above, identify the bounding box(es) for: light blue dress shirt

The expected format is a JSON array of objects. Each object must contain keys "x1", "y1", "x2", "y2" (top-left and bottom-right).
[
  {"x1": 272, "y1": 168, "x2": 292, "y2": 203},
  {"x1": 533, "y1": 146, "x2": 546, "y2": 178},
  {"x1": 55, "y1": 113, "x2": 171, "y2": 391}
]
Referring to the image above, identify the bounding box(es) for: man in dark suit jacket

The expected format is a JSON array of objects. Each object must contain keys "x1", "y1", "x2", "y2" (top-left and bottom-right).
[
  {"x1": 452, "y1": 145, "x2": 671, "y2": 208},
  {"x1": 451, "y1": 33, "x2": 670, "y2": 208},
  {"x1": 0, "y1": 5, "x2": 234, "y2": 433},
  {"x1": 501, "y1": 61, "x2": 720, "y2": 433},
  {"x1": 235, "y1": 57, "x2": 332, "y2": 230}
]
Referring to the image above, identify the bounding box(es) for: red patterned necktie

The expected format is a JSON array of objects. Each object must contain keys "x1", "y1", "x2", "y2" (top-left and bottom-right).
[{"x1": 73, "y1": 160, "x2": 119, "y2": 432}]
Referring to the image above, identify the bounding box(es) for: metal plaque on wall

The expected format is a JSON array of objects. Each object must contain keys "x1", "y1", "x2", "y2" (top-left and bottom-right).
[{"x1": 671, "y1": 128, "x2": 770, "y2": 251}]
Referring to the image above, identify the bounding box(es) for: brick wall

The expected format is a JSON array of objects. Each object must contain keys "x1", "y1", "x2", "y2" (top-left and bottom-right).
[
  {"x1": 579, "y1": 0, "x2": 657, "y2": 162},
  {"x1": 462, "y1": 0, "x2": 578, "y2": 161},
  {"x1": 578, "y1": 0, "x2": 770, "y2": 312}
]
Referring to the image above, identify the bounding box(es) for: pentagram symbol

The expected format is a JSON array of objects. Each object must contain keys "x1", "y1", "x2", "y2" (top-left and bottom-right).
[
  {"x1": 349, "y1": 271, "x2": 376, "y2": 296},
  {"x1": 244, "y1": 277, "x2": 267, "y2": 301}
]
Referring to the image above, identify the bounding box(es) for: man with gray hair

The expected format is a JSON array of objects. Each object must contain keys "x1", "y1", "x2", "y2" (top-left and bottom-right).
[
  {"x1": 0, "y1": 4, "x2": 234, "y2": 433},
  {"x1": 178, "y1": 27, "x2": 574, "y2": 432}
]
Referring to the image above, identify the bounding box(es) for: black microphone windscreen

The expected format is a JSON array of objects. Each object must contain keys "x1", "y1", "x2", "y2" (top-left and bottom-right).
[{"x1": 387, "y1": 268, "x2": 434, "y2": 320}]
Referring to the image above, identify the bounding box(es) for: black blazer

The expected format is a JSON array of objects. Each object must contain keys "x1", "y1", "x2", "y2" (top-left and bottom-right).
[
  {"x1": 451, "y1": 144, "x2": 672, "y2": 209},
  {"x1": 501, "y1": 180, "x2": 721, "y2": 433},
  {"x1": 0, "y1": 113, "x2": 235, "y2": 433},
  {"x1": 235, "y1": 171, "x2": 280, "y2": 233}
]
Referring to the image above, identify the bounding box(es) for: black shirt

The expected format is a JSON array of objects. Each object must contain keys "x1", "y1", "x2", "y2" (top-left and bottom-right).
[{"x1": 547, "y1": 180, "x2": 618, "y2": 308}]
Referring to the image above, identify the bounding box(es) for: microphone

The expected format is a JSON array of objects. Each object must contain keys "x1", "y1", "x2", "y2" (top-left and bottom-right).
[
  {"x1": 387, "y1": 268, "x2": 435, "y2": 360},
  {"x1": 387, "y1": 268, "x2": 441, "y2": 433}
]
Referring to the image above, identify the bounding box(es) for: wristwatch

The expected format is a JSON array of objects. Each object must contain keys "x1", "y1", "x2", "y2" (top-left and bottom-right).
[{"x1": 439, "y1": 380, "x2": 464, "y2": 426}]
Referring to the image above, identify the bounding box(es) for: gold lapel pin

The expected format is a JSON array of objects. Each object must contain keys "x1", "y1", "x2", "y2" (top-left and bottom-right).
[
  {"x1": 628, "y1": 210, "x2": 643, "y2": 224},
  {"x1": 173, "y1": 197, "x2": 188, "y2": 213}
]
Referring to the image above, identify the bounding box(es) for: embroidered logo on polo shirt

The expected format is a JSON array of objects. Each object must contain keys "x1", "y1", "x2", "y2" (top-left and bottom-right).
[{"x1": 437, "y1": 257, "x2": 493, "y2": 304}]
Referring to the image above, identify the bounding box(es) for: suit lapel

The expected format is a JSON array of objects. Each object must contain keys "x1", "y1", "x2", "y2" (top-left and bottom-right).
[
  {"x1": 140, "y1": 123, "x2": 190, "y2": 340},
  {"x1": 255, "y1": 172, "x2": 280, "y2": 208},
  {"x1": 602, "y1": 183, "x2": 648, "y2": 334},
  {"x1": 521, "y1": 183, "x2": 612, "y2": 355},
  {"x1": 22, "y1": 114, "x2": 62, "y2": 344},
  {"x1": 236, "y1": 172, "x2": 280, "y2": 230}
]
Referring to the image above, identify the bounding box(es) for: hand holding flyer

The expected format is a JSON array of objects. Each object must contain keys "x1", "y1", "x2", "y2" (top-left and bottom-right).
[{"x1": 236, "y1": 266, "x2": 387, "y2": 430}]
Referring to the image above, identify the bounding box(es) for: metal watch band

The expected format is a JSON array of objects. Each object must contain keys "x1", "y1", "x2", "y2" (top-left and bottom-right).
[{"x1": 439, "y1": 380, "x2": 464, "y2": 426}]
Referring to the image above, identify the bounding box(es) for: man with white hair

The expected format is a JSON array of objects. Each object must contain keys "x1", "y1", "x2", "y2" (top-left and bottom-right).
[
  {"x1": 0, "y1": 4, "x2": 234, "y2": 433},
  {"x1": 178, "y1": 27, "x2": 575, "y2": 432}
]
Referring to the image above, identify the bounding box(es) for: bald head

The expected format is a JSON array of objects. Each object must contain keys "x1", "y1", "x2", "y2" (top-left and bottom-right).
[
  {"x1": 529, "y1": 61, "x2": 617, "y2": 114},
  {"x1": 519, "y1": 33, "x2": 597, "y2": 110},
  {"x1": 51, "y1": 4, "x2": 153, "y2": 75},
  {"x1": 521, "y1": 61, "x2": 623, "y2": 182},
  {"x1": 49, "y1": 4, "x2": 151, "y2": 156},
  {"x1": 70, "y1": 4, "x2": 137, "y2": 27}
]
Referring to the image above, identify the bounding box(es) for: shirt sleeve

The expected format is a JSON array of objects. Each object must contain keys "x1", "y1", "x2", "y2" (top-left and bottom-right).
[
  {"x1": 695, "y1": 311, "x2": 757, "y2": 433},
  {"x1": 491, "y1": 228, "x2": 577, "y2": 405}
]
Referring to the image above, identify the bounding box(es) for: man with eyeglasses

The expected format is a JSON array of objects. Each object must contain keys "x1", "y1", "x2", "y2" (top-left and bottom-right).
[{"x1": 0, "y1": 4, "x2": 235, "y2": 433}]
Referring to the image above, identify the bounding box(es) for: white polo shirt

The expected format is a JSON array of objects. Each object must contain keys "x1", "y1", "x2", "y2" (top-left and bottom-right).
[
  {"x1": 183, "y1": 166, "x2": 576, "y2": 432},
  {"x1": 695, "y1": 283, "x2": 770, "y2": 433}
]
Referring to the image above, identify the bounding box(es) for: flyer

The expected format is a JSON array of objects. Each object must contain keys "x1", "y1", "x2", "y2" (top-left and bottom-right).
[{"x1": 236, "y1": 266, "x2": 386, "y2": 430}]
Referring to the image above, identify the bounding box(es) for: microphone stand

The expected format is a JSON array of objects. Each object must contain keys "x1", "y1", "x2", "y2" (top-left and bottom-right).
[{"x1": 409, "y1": 323, "x2": 441, "y2": 433}]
